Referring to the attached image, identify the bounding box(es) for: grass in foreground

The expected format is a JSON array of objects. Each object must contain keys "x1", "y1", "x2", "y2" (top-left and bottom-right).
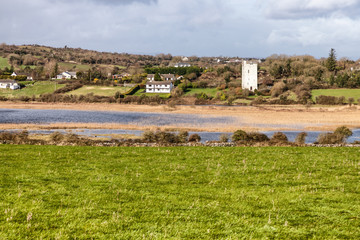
[
  {"x1": 0, "y1": 146, "x2": 359, "y2": 239},
  {"x1": 312, "y1": 89, "x2": 360, "y2": 102},
  {"x1": 0, "y1": 81, "x2": 66, "y2": 98},
  {"x1": 66, "y1": 85, "x2": 131, "y2": 96}
]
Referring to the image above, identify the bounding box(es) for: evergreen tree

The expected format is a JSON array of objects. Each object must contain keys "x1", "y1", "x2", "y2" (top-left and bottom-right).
[
  {"x1": 52, "y1": 63, "x2": 59, "y2": 78},
  {"x1": 326, "y1": 48, "x2": 337, "y2": 72},
  {"x1": 154, "y1": 73, "x2": 162, "y2": 81}
]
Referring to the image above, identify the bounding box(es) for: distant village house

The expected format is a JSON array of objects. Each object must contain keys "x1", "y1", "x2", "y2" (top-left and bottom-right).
[
  {"x1": 174, "y1": 62, "x2": 191, "y2": 68},
  {"x1": 145, "y1": 81, "x2": 174, "y2": 93},
  {"x1": 146, "y1": 74, "x2": 175, "y2": 81},
  {"x1": 57, "y1": 71, "x2": 77, "y2": 80},
  {"x1": 0, "y1": 80, "x2": 20, "y2": 90},
  {"x1": 145, "y1": 73, "x2": 175, "y2": 93}
]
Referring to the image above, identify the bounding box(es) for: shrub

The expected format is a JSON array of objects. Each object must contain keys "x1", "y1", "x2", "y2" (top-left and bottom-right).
[
  {"x1": 196, "y1": 92, "x2": 210, "y2": 100},
  {"x1": 50, "y1": 132, "x2": 64, "y2": 143},
  {"x1": 142, "y1": 131, "x2": 156, "y2": 142},
  {"x1": 348, "y1": 97, "x2": 354, "y2": 106},
  {"x1": 232, "y1": 130, "x2": 248, "y2": 142},
  {"x1": 334, "y1": 126, "x2": 352, "y2": 138},
  {"x1": 54, "y1": 82, "x2": 83, "y2": 94},
  {"x1": 247, "y1": 132, "x2": 269, "y2": 142},
  {"x1": 295, "y1": 132, "x2": 307, "y2": 144},
  {"x1": 251, "y1": 96, "x2": 266, "y2": 105},
  {"x1": 177, "y1": 130, "x2": 189, "y2": 143},
  {"x1": 219, "y1": 134, "x2": 229, "y2": 143},
  {"x1": 155, "y1": 131, "x2": 177, "y2": 143},
  {"x1": 270, "y1": 132, "x2": 288, "y2": 143},
  {"x1": 316, "y1": 95, "x2": 346, "y2": 105},
  {"x1": 188, "y1": 134, "x2": 201, "y2": 142},
  {"x1": 317, "y1": 133, "x2": 345, "y2": 144},
  {"x1": 270, "y1": 82, "x2": 286, "y2": 97}
]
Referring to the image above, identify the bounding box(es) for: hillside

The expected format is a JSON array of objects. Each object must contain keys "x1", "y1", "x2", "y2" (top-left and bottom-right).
[{"x1": 1, "y1": 44, "x2": 360, "y2": 106}]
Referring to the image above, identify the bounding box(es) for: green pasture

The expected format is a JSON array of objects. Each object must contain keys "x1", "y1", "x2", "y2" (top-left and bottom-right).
[
  {"x1": 0, "y1": 57, "x2": 10, "y2": 69},
  {"x1": 67, "y1": 85, "x2": 131, "y2": 96},
  {"x1": 133, "y1": 89, "x2": 171, "y2": 99},
  {"x1": 312, "y1": 89, "x2": 360, "y2": 102},
  {"x1": 0, "y1": 81, "x2": 65, "y2": 98},
  {"x1": 1, "y1": 146, "x2": 359, "y2": 239}
]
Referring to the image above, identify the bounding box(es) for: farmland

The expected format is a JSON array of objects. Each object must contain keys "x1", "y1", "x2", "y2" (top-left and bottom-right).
[
  {"x1": 0, "y1": 57, "x2": 10, "y2": 69},
  {"x1": 0, "y1": 81, "x2": 66, "y2": 98},
  {"x1": 66, "y1": 85, "x2": 131, "y2": 96},
  {"x1": 1, "y1": 145, "x2": 359, "y2": 239},
  {"x1": 312, "y1": 89, "x2": 360, "y2": 103}
]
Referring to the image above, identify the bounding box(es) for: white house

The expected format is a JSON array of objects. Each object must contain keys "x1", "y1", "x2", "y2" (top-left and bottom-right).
[
  {"x1": 146, "y1": 74, "x2": 175, "y2": 81},
  {"x1": 57, "y1": 71, "x2": 77, "y2": 79},
  {"x1": 174, "y1": 62, "x2": 191, "y2": 67},
  {"x1": 146, "y1": 81, "x2": 174, "y2": 93},
  {"x1": 146, "y1": 74, "x2": 155, "y2": 81},
  {"x1": 0, "y1": 80, "x2": 20, "y2": 90},
  {"x1": 242, "y1": 60, "x2": 258, "y2": 91},
  {"x1": 161, "y1": 74, "x2": 175, "y2": 81},
  {"x1": 11, "y1": 72, "x2": 17, "y2": 77}
]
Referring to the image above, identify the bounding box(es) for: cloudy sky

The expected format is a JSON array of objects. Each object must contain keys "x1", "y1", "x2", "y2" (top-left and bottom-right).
[{"x1": 1, "y1": 0, "x2": 360, "y2": 59}]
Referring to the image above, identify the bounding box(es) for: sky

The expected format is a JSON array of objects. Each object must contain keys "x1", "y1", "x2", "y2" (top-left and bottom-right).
[{"x1": 1, "y1": 0, "x2": 360, "y2": 59}]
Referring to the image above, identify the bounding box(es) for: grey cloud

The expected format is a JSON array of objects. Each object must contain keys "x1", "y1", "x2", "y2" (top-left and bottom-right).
[
  {"x1": 264, "y1": 0, "x2": 360, "y2": 19},
  {"x1": 53, "y1": 0, "x2": 157, "y2": 5},
  {"x1": 88, "y1": 0, "x2": 157, "y2": 5}
]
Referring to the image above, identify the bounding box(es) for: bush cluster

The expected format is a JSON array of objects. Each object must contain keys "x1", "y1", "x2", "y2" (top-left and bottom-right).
[
  {"x1": 316, "y1": 95, "x2": 346, "y2": 105},
  {"x1": 142, "y1": 130, "x2": 193, "y2": 144},
  {"x1": 316, "y1": 126, "x2": 353, "y2": 144},
  {"x1": 54, "y1": 82, "x2": 83, "y2": 94}
]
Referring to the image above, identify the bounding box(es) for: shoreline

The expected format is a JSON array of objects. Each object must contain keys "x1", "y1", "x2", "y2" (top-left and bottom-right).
[{"x1": 1, "y1": 102, "x2": 360, "y2": 132}]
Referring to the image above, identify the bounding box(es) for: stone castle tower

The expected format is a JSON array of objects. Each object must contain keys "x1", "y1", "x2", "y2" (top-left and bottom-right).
[{"x1": 242, "y1": 60, "x2": 258, "y2": 91}]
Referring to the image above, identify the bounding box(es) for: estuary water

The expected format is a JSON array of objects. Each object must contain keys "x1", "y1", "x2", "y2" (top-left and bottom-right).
[
  {"x1": 1, "y1": 108, "x2": 360, "y2": 143},
  {"x1": 0, "y1": 108, "x2": 236, "y2": 127}
]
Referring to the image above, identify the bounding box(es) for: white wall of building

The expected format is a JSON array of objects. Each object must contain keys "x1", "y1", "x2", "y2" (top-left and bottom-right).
[{"x1": 242, "y1": 61, "x2": 258, "y2": 91}]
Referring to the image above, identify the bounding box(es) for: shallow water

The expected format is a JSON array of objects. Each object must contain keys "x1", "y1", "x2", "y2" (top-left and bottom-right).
[
  {"x1": 1, "y1": 108, "x2": 359, "y2": 143},
  {"x1": 0, "y1": 109, "x2": 236, "y2": 127}
]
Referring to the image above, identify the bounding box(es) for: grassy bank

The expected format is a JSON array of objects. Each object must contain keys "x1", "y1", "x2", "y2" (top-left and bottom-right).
[
  {"x1": 66, "y1": 85, "x2": 131, "y2": 96},
  {"x1": 0, "y1": 57, "x2": 10, "y2": 69},
  {"x1": 1, "y1": 145, "x2": 359, "y2": 239},
  {"x1": 0, "y1": 81, "x2": 66, "y2": 98},
  {"x1": 312, "y1": 89, "x2": 360, "y2": 102}
]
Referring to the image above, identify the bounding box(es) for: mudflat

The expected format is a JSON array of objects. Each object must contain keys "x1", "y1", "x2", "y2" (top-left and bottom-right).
[{"x1": 0, "y1": 102, "x2": 360, "y2": 132}]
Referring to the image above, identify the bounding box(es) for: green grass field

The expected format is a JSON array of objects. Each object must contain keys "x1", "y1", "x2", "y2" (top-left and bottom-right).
[
  {"x1": 1, "y1": 146, "x2": 359, "y2": 239},
  {"x1": 0, "y1": 81, "x2": 66, "y2": 98},
  {"x1": 0, "y1": 57, "x2": 10, "y2": 69},
  {"x1": 134, "y1": 89, "x2": 171, "y2": 99},
  {"x1": 184, "y1": 88, "x2": 219, "y2": 97},
  {"x1": 312, "y1": 89, "x2": 360, "y2": 102},
  {"x1": 67, "y1": 85, "x2": 131, "y2": 96}
]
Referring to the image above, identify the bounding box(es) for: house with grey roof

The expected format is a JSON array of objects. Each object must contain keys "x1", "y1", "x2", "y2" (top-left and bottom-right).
[{"x1": 0, "y1": 80, "x2": 20, "y2": 90}]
